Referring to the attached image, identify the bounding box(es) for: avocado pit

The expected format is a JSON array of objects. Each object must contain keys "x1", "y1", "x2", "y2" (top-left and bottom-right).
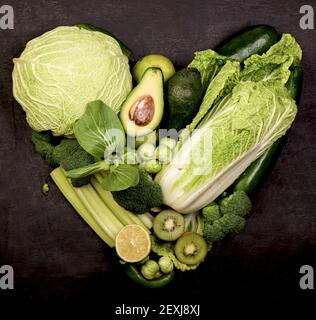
[{"x1": 129, "y1": 95, "x2": 155, "y2": 126}]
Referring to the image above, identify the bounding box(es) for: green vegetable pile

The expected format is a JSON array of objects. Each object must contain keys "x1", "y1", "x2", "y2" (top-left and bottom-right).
[{"x1": 13, "y1": 23, "x2": 302, "y2": 288}]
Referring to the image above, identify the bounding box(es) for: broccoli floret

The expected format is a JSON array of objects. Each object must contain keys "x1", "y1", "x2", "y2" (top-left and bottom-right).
[
  {"x1": 202, "y1": 191, "x2": 250, "y2": 242},
  {"x1": 52, "y1": 139, "x2": 81, "y2": 164},
  {"x1": 112, "y1": 168, "x2": 163, "y2": 214},
  {"x1": 228, "y1": 215, "x2": 246, "y2": 236},
  {"x1": 219, "y1": 190, "x2": 252, "y2": 217},
  {"x1": 31, "y1": 132, "x2": 57, "y2": 167},
  {"x1": 202, "y1": 203, "x2": 221, "y2": 224},
  {"x1": 203, "y1": 214, "x2": 246, "y2": 242},
  {"x1": 32, "y1": 132, "x2": 94, "y2": 187},
  {"x1": 56, "y1": 141, "x2": 94, "y2": 171},
  {"x1": 203, "y1": 221, "x2": 225, "y2": 242},
  {"x1": 53, "y1": 139, "x2": 95, "y2": 187},
  {"x1": 217, "y1": 214, "x2": 246, "y2": 235}
]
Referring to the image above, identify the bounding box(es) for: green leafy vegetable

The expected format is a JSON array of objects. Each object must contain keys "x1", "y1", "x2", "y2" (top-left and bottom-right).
[
  {"x1": 158, "y1": 35, "x2": 301, "y2": 213},
  {"x1": 188, "y1": 49, "x2": 229, "y2": 89},
  {"x1": 101, "y1": 164, "x2": 140, "y2": 191},
  {"x1": 187, "y1": 60, "x2": 240, "y2": 131},
  {"x1": 74, "y1": 100, "x2": 125, "y2": 159},
  {"x1": 76, "y1": 23, "x2": 132, "y2": 57},
  {"x1": 241, "y1": 34, "x2": 302, "y2": 84},
  {"x1": 66, "y1": 161, "x2": 110, "y2": 179},
  {"x1": 157, "y1": 81, "x2": 297, "y2": 213},
  {"x1": 13, "y1": 26, "x2": 132, "y2": 136},
  {"x1": 68, "y1": 100, "x2": 139, "y2": 191}
]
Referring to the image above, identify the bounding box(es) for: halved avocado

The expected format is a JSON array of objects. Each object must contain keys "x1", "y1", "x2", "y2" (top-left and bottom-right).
[{"x1": 120, "y1": 68, "x2": 164, "y2": 137}]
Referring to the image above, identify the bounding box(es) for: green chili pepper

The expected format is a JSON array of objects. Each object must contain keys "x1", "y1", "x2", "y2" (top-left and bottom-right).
[{"x1": 125, "y1": 264, "x2": 175, "y2": 289}]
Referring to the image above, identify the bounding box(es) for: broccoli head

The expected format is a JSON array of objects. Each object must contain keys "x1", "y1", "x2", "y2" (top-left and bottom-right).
[
  {"x1": 31, "y1": 132, "x2": 95, "y2": 187},
  {"x1": 53, "y1": 139, "x2": 95, "y2": 187},
  {"x1": 203, "y1": 221, "x2": 225, "y2": 242},
  {"x1": 202, "y1": 203, "x2": 221, "y2": 224},
  {"x1": 219, "y1": 190, "x2": 252, "y2": 217},
  {"x1": 217, "y1": 214, "x2": 246, "y2": 235},
  {"x1": 53, "y1": 139, "x2": 94, "y2": 170},
  {"x1": 202, "y1": 191, "x2": 250, "y2": 242},
  {"x1": 203, "y1": 214, "x2": 246, "y2": 242},
  {"x1": 112, "y1": 168, "x2": 163, "y2": 214},
  {"x1": 31, "y1": 132, "x2": 57, "y2": 167}
]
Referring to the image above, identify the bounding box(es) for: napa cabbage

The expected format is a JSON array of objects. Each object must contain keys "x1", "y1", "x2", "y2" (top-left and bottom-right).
[{"x1": 156, "y1": 34, "x2": 301, "y2": 213}]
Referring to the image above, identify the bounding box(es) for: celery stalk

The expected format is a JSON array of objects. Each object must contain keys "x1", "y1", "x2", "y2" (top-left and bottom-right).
[
  {"x1": 137, "y1": 213, "x2": 154, "y2": 229},
  {"x1": 50, "y1": 167, "x2": 115, "y2": 247},
  {"x1": 75, "y1": 185, "x2": 124, "y2": 240},
  {"x1": 91, "y1": 176, "x2": 134, "y2": 226}
]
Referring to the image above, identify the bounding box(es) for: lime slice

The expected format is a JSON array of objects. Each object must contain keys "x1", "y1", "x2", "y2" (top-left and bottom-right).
[{"x1": 115, "y1": 224, "x2": 151, "y2": 263}]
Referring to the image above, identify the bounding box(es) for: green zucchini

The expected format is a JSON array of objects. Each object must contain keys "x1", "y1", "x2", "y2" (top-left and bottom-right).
[
  {"x1": 232, "y1": 65, "x2": 302, "y2": 194},
  {"x1": 76, "y1": 23, "x2": 132, "y2": 57},
  {"x1": 217, "y1": 25, "x2": 279, "y2": 62}
]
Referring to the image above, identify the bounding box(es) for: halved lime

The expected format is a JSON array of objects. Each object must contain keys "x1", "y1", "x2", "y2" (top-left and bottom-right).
[{"x1": 115, "y1": 224, "x2": 151, "y2": 263}]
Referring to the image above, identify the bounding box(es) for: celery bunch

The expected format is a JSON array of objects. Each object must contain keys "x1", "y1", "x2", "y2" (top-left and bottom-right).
[{"x1": 51, "y1": 167, "x2": 150, "y2": 248}]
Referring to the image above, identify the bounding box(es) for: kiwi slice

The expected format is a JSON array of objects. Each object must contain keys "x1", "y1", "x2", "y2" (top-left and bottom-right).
[
  {"x1": 153, "y1": 210, "x2": 185, "y2": 241},
  {"x1": 174, "y1": 232, "x2": 208, "y2": 265}
]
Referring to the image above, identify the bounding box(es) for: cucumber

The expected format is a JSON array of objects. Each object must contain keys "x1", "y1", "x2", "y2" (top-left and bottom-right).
[
  {"x1": 232, "y1": 65, "x2": 302, "y2": 194},
  {"x1": 217, "y1": 25, "x2": 279, "y2": 62},
  {"x1": 76, "y1": 23, "x2": 132, "y2": 57}
]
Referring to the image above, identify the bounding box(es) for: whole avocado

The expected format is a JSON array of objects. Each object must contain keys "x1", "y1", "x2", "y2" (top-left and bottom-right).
[{"x1": 166, "y1": 68, "x2": 203, "y2": 131}]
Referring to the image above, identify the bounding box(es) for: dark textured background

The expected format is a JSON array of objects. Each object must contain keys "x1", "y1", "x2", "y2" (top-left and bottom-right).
[{"x1": 0, "y1": 0, "x2": 315, "y2": 311}]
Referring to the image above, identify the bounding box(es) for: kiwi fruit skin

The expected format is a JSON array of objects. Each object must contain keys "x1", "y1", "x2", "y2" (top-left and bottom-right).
[
  {"x1": 174, "y1": 232, "x2": 208, "y2": 265},
  {"x1": 153, "y1": 210, "x2": 185, "y2": 241}
]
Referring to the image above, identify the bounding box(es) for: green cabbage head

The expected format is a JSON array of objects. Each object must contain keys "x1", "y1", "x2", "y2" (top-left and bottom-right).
[{"x1": 12, "y1": 26, "x2": 132, "y2": 136}]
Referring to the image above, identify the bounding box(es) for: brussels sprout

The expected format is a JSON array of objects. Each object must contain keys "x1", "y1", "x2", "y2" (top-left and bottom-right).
[
  {"x1": 141, "y1": 260, "x2": 160, "y2": 280},
  {"x1": 124, "y1": 150, "x2": 139, "y2": 165},
  {"x1": 159, "y1": 137, "x2": 177, "y2": 150},
  {"x1": 142, "y1": 159, "x2": 162, "y2": 174},
  {"x1": 137, "y1": 143, "x2": 156, "y2": 161},
  {"x1": 135, "y1": 131, "x2": 157, "y2": 148},
  {"x1": 41, "y1": 183, "x2": 50, "y2": 195},
  {"x1": 156, "y1": 145, "x2": 172, "y2": 164},
  {"x1": 158, "y1": 256, "x2": 174, "y2": 274}
]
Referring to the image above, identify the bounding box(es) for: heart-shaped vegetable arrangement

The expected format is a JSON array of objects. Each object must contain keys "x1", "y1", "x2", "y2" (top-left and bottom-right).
[{"x1": 12, "y1": 24, "x2": 302, "y2": 288}]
